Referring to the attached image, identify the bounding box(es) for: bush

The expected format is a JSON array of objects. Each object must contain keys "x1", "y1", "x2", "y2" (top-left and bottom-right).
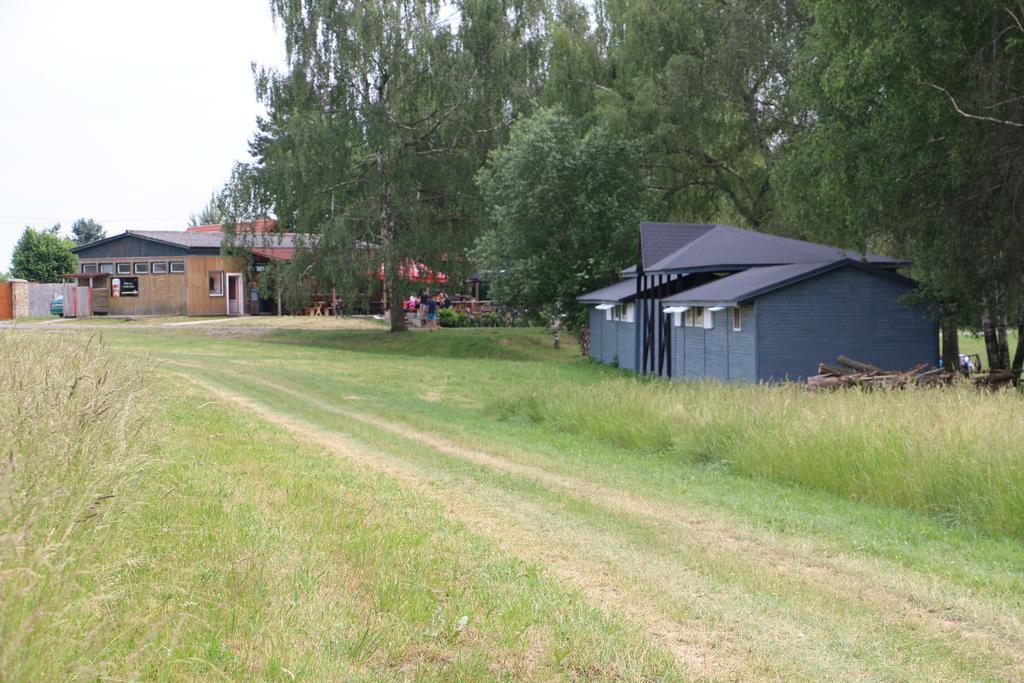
[
  {"x1": 478, "y1": 311, "x2": 503, "y2": 327},
  {"x1": 439, "y1": 308, "x2": 471, "y2": 327}
]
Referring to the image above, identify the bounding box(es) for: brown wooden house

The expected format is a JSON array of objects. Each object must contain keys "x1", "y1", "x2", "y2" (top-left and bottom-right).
[{"x1": 70, "y1": 228, "x2": 301, "y2": 316}]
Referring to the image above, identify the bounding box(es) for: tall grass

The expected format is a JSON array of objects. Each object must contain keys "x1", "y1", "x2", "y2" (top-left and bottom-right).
[
  {"x1": 494, "y1": 378, "x2": 1024, "y2": 538},
  {"x1": 0, "y1": 331, "x2": 154, "y2": 677}
]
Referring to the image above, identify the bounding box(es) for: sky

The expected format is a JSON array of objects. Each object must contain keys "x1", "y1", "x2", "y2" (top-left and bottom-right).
[{"x1": 0, "y1": 1, "x2": 288, "y2": 272}]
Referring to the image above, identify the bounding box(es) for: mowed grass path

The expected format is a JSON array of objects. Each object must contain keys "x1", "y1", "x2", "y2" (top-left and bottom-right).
[{"x1": 66, "y1": 323, "x2": 1024, "y2": 679}]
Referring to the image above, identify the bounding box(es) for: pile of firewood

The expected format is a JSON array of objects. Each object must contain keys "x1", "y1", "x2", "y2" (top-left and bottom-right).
[
  {"x1": 807, "y1": 355, "x2": 954, "y2": 390},
  {"x1": 973, "y1": 368, "x2": 1022, "y2": 389}
]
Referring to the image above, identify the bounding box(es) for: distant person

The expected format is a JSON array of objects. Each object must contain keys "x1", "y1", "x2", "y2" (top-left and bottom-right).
[
  {"x1": 427, "y1": 292, "x2": 439, "y2": 330},
  {"x1": 417, "y1": 290, "x2": 429, "y2": 328}
]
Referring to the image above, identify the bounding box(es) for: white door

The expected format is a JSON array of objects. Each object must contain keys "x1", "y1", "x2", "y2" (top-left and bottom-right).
[{"x1": 226, "y1": 274, "x2": 242, "y2": 315}]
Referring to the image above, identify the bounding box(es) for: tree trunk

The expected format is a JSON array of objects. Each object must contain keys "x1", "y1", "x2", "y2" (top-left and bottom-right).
[
  {"x1": 982, "y1": 300, "x2": 1002, "y2": 370},
  {"x1": 1014, "y1": 296, "x2": 1024, "y2": 371},
  {"x1": 578, "y1": 322, "x2": 590, "y2": 357},
  {"x1": 376, "y1": 150, "x2": 406, "y2": 333},
  {"x1": 387, "y1": 261, "x2": 406, "y2": 332},
  {"x1": 997, "y1": 316, "x2": 1011, "y2": 370},
  {"x1": 941, "y1": 323, "x2": 960, "y2": 372}
]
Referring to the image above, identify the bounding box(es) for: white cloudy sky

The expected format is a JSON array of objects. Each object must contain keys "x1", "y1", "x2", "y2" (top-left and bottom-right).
[{"x1": 0, "y1": 1, "x2": 287, "y2": 271}]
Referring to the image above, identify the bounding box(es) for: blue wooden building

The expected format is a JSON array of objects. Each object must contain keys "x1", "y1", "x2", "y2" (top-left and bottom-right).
[{"x1": 578, "y1": 223, "x2": 938, "y2": 382}]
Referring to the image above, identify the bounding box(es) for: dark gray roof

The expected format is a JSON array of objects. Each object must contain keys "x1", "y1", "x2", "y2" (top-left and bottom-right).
[
  {"x1": 660, "y1": 260, "x2": 913, "y2": 306},
  {"x1": 646, "y1": 224, "x2": 903, "y2": 274},
  {"x1": 130, "y1": 230, "x2": 224, "y2": 248},
  {"x1": 576, "y1": 279, "x2": 639, "y2": 303},
  {"x1": 72, "y1": 229, "x2": 305, "y2": 253},
  {"x1": 639, "y1": 222, "x2": 716, "y2": 270}
]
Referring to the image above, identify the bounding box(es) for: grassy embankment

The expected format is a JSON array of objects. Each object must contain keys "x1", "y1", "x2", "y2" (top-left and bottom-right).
[
  {"x1": 0, "y1": 330, "x2": 677, "y2": 680},
  {"x1": 6, "y1": 321, "x2": 1024, "y2": 679}
]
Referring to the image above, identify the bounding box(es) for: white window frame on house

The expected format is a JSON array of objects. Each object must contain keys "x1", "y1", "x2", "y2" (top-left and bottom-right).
[
  {"x1": 169, "y1": 261, "x2": 185, "y2": 273},
  {"x1": 694, "y1": 306, "x2": 704, "y2": 328},
  {"x1": 81, "y1": 262, "x2": 97, "y2": 274},
  {"x1": 208, "y1": 271, "x2": 224, "y2": 296},
  {"x1": 664, "y1": 305, "x2": 688, "y2": 327},
  {"x1": 684, "y1": 308, "x2": 694, "y2": 327},
  {"x1": 703, "y1": 310, "x2": 715, "y2": 329},
  {"x1": 151, "y1": 261, "x2": 168, "y2": 274},
  {"x1": 116, "y1": 262, "x2": 131, "y2": 274},
  {"x1": 732, "y1": 307, "x2": 742, "y2": 331},
  {"x1": 133, "y1": 262, "x2": 150, "y2": 274},
  {"x1": 99, "y1": 263, "x2": 115, "y2": 274},
  {"x1": 705, "y1": 306, "x2": 723, "y2": 330},
  {"x1": 624, "y1": 302, "x2": 635, "y2": 323}
]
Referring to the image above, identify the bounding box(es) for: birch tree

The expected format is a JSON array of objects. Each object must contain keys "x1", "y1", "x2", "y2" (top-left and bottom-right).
[{"x1": 227, "y1": 0, "x2": 545, "y2": 331}]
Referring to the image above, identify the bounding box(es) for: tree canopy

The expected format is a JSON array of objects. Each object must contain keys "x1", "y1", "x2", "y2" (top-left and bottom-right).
[
  {"x1": 775, "y1": 0, "x2": 1024, "y2": 367},
  {"x1": 229, "y1": 0, "x2": 1023, "y2": 352},
  {"x1": 188, "y1": 193, "x2": 227, "y2": 227},
  {"x1": 225, "y1": 0, "x2": 547, "y2": 330},
  {"x1": 11, "y1": 226, "x2": 76, "y2": 283},
  {"x1": 70, "y1": 218, "x2": 105, "y2": 246},
  {"x1": 476, "y1": 109, "x2": 644, "y2": 325}
]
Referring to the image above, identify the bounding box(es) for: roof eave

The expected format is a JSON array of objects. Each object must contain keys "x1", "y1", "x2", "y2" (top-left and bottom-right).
[
  {"x1": 577, "y1": 294, "x2": 637, "y2": 304},
  {"x1": 662, "y1": 299, "x2": 739, "y2": 308}
]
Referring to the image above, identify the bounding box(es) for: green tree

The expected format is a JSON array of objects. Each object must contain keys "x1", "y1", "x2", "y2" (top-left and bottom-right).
[
  {"x1": 70, "y1": 218, "x2": 105, "y2": 246},
  {"x1": 776, "y1": 0, "x2": 1024, "y2": 369},
  {"x1": 225, "y1": 0, "x2": 547, "y2": 331},
  {"x1": 475, "y1": 109, "x2": 645, "y2": 327},
  {"x1": 543, "y1": 0, "x2": 809, "y2": 228},
  {"x1": 188, "y1": 192, "x2": 226, "y2": 227},
  {"x1": 11, "y1": 226, "x2": 76, "y2": 282}
]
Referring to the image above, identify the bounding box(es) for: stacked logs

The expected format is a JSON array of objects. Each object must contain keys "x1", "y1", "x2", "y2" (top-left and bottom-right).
[
  {"x1": 974, "y1": 368, "x2": 1022, "y2": 389},
  {"x1": 807, "y1": 355, "x2": 954, "y2": 390}
]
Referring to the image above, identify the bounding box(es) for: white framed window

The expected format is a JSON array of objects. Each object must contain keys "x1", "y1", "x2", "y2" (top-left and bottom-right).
[
  {"x1": 673, "y1": 312, "x2": 682, "y2": 327},
  {"x1": 81, "y1": 262, "x2": 97, "y2": 273},
  {"x1": 684, "y1": 309, "x2": 694, "y2": 327},
  {"x1": 170, "y1": 261, "x2": 185, "y2": 273},
  {"x1": 732, "y1": 307, "x2": 742, "y2": 331},
  {"x1": 703, "y1": 308, "x2": 714, "y2": 329},
  {"x1": 151, "y1": 261, "x2": 168, "y2": 274},
  {"x1": 208, "y1": 271, "x2": 224, "y2": 296},
  {"x1": 134, "y1": 262, "x2": 150, "y2": 274},
  {"x1": 694, "y1": 307, "x2": 704, "y2": 328},
  {"x1": 624, "y1": 302, "x2": 635, "y2": 323},
  {"x1": 116, "y1": 262, "x2": 131, "y2": 274},
  {"x1": 99, "y1": 263, "x2": 115, "y2": 274}
]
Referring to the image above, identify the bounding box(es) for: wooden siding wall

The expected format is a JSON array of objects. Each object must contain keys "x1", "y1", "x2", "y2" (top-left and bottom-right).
[
  {"x1": 587, "y1": 307, "x2": 640, "y2": 371},
  {"x1": 755, "y1": 267, "x2": 939, "y2": 382},
  {"x1": 75, "y1": 254, "x2": 243, "y2": 316},
  {"x1": 0, "y1": 282, "x2": 12, "y2": 320},
  {"x1": 669, "y1": 305, "x2": 755, "y2": 383},
  {"x1": 588, "y1": 308, "x2": 604, "y2": 363},
  {"x1": 185, "y1": 255, "x2": 244, "y2": 316},
  {"x1": 105, "y1": 275, "x2": 187, "y2": 315},
  {"x1": 77, "y1": 256, "x2": 188, "y2": 316}
]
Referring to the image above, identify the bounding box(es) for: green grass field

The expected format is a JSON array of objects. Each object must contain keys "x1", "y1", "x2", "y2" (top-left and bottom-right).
[{"x1": 4, "y1": 319, "x2": 1024, "y2": 680}]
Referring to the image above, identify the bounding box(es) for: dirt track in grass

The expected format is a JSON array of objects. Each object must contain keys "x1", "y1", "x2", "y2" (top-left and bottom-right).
[
  {"x1": 186, "y1": 376, "x2": 723, "y2": 676},
  {"x1": 176, "y1": 364, "x2": 1024, "y2": 681}
]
